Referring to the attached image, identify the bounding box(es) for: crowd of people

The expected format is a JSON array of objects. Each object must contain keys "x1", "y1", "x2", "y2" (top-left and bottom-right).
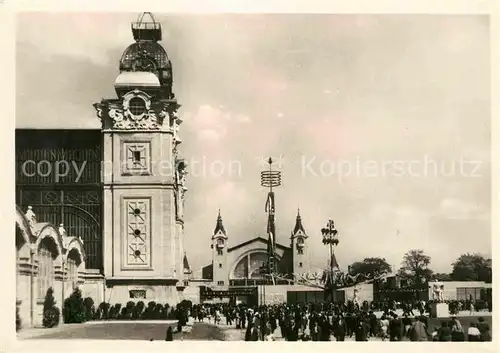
[{"x1": 188, "y1": 299, "x2": 492, "y2": 342}]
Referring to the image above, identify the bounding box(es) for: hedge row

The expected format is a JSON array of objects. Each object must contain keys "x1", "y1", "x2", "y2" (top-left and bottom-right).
[
  {"x1": 92, "y1": 301, "x2": 177, "y2": 321},
  {"x1": 62, "y1": 287, "x2": 192, "y2": 323}
]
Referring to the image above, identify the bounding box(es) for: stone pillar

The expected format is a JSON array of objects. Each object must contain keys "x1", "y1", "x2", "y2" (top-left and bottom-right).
[{"x1": 430, "y1": 302, "x2": 450, "y2": 318}]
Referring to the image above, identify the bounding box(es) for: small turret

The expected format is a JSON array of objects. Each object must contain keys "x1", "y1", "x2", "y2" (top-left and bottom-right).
[
  {"x1": 211, "y1": 210, "x2": 228, "y2": 286},
  {"x1": 291, "y1": 208, "x2": 309, "y2": 278}
]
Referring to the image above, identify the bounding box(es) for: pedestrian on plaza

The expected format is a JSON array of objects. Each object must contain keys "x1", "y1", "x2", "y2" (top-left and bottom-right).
[
  {"x1": 165, "y1": 326, "x2": 173, "y2": 341},
  {"x1": 355, "y1": 318, "x2": 368, "y2": 341},
  {"x1": 402, "y1": 313, "x2": 412, "y2": 339},
  {"x1": 409, "y1": 316, "x2": 428, "y2": 342},
  {"x1": 244, "y1": 322, "x2": 252, "y2": 341},
  {"x1": 467, "y1": 322, "x2": 481, "y2": 341},
  {"x1": 469, "y1": 301, "x2": 475, "y2": 315},
  {"x1": 389, "y1": 313, "x2": 403, "y2": 341},
  {"x1": 477, "y1": 317, "x2": 491, "y2": 341},
  {"x1": 379, "y1": 314, "x2": 390, "y2": 341},
  {"x1": 437, "y1": 321, "x2": 452, "y2": 341},
  {"x1": 235, "y1": 311, "x2": 241, "y2": 329},
  {"x1": 368, "y1": 310, "x2": 378, "y2": 338},
  {"x1": 431, "y1": 327, "x2": 439, "y2": 341},
  {"x1": 251, "y1": 323, "x2": 260, "y2": 341},
  {"x1": 334, "y1": 315, "x2": 347, "y2": 341},
  {"x1": 450, "y1": 317, "x2": 465, "y2": 341}
]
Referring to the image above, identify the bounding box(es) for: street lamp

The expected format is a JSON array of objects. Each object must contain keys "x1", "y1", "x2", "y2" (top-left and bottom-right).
[{"x1": 321, "y1": 219, "x2": 339, "y2": 302}]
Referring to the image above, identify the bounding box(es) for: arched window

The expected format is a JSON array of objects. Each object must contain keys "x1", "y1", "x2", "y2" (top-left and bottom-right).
[
  {"x1": 67, "y1": 248, "x2": 81, "y2": 290},
  {"x1": 67, "y1": 257, "x2": 78, "y2": 289},
  {"x1": 37, "y1": 239, "x2": 56, "y2": 299}
]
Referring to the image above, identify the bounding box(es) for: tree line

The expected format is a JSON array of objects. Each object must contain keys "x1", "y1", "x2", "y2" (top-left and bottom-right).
[{"x1": 348, "y1": 250, "x2": 492, "y2": 286}]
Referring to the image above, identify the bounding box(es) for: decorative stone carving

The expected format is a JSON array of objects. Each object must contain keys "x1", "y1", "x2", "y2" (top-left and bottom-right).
[
  {"x1": 25, "y1": 206, "x2": 36, "y2": 227},
  {"x1": 58, "y1": 223, "x2": 67, "y2": 237},
  {"x1": 122, "y1": 142, "x2": 151, "y2": 175},
  {"x1": 95, "y1": 105, "x2": 104, "y2": 119},
  {"x1": 125, "y1": 199, "x2": 150, "y2": 267},
  {"x1": 129, "y1": 289, "x2": 147, "y2": 299},
  {"x1": 175, "y1": 159, "x2": 188, "y2": 219},
  {"x1": 169, "y1": 111, "x2": 183, "y2": 146},
  {"x1": 108, "y1": 107, "x2": 125, "y2": 126},
  {"x1": 93, "y1": 90, "x2": 167, "y2": 130},
  {"x1": 122, "y1": 90, "x2": 152, "y2": 121}
]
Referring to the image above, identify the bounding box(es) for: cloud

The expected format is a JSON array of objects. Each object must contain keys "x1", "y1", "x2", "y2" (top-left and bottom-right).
[
  {"x1": 235, "y1": 114, "x2": 251, "y2": 123},
  {"x1": 197, "y1": 129, "x2": 225, "y2": 142},
  {"x1": 439, "y1": 198, "x2": 489, "y2": 220}
]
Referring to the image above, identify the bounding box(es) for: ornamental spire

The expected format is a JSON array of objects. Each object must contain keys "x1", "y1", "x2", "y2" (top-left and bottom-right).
[
  {"x1": 213, "y1": 209, "x2": 226, "y2": 236},
  {"x1": 293, "y1": 208, "x2": 306, "y2": 235}
]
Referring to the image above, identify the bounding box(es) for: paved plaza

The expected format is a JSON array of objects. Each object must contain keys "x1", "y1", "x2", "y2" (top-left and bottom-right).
[
  {"x1": 16, "y1": 311, "x2": 491, "y2": 341},
  {"x1": 18, "y1": 319, "x2": 224, "y2": 341}
]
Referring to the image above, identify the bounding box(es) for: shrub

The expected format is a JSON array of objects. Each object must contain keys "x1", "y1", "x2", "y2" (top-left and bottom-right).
[
  {"x1": 154, "y1": 303, "x2": 164, "y2": 319},
  {"x1": 167, "y1": 306, "x2": 177, "y2": 319},
  {"x1": 133, "y1": 301, "x2": 145, "y2": 320},
  {"x1": 42, "y1": 287, "x2": 60, "y2": 328},
  {"x1": 123, "y1": 301, "x2": 135, "y2": 320},
  {"x1": 94, "y1": 307, "x2": 102, "y2": 321},
  {"x1": 108, "y1": 304, "x2": 116, "y2": 319},
  {"x1": 119, "y1": 307, "x2": 127, "y2": 319},
  {"x1": 110, "y1": 304, "x2": 122, "y2": 319},
  {"x1": 16, "y1": 301, "x2": 22, "y2": 331},
  {"x1": 83, "y1": 297, "x2": 95, "y2": 321},
  {"x1": 179, "y1": 300, "x2": 193, "y2": 311},
  {"x1": 98, "y1": 302, "x2": 110, "y2": 320},
  {"x1": 163, "y1": 304, "x2": 170, "y2": 319},
  {"x1": 63, "y1": 287, "x2": 86, "y2": 324},
  {"x1": 142, "y1": 301, "x2": 156, "y2": 320}
]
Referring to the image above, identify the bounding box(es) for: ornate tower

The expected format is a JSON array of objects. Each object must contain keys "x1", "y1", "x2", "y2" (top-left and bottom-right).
[
  {"x1": 211, "y1": 210, "x2": 228, "y2": 286},
  {"x1": 290, "y1": 209, "x2": 309, "y2": 279},
  {"x1": 93, "y1": 13, "x2": 187, "y2": 304}
]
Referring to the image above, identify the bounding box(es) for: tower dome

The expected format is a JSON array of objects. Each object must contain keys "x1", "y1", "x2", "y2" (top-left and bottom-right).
[{"x1": 118, "y1": 13, "x2": 174, "y2": 99}]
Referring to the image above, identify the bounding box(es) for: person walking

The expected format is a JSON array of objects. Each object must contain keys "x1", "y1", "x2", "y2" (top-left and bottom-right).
[
  {"x1": 437, "y1": 321, "x2": 452, "y2": 341},
  {"x1": 450, "y1": 317, "x2": 465, "y2": 341},
  {"x1": 379, "y1": 314, "x2": 390, "y2": 341},
  {"x1": 165, "y1": 326, "x2": 174, "y2": 341},
  {"x1": 477, "y1": 317, "x2": 491, "y2": 341},
  {"x1": 467, "y1": 322, "x2": 481, "y2": 341},
  {"x1": 409, "y1": 316, "x2": 428, "y2": 342}
]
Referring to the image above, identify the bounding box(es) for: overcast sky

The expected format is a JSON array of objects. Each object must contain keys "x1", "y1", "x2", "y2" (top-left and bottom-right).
[{"x1": 16, "y1": 13, "x2": 491, "y2": 274}]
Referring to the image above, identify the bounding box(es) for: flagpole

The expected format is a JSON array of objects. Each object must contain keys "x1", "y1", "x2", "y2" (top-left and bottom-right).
[{"x1": 261, "y1": 157, "x2": 281, "y2": 280}]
